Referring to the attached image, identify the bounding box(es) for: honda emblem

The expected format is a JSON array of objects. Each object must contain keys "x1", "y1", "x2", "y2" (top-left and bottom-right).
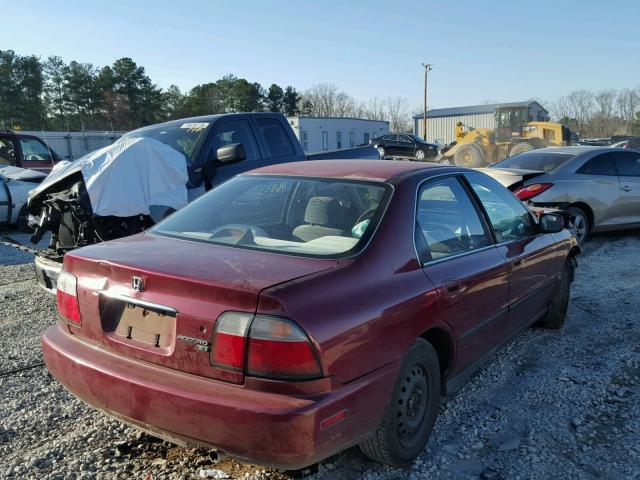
[{"x1": 132, "y1": 276, "x2": 145, "y2": 292}]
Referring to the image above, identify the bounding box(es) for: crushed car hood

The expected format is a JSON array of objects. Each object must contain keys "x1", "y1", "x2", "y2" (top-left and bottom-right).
[
  {"x1": 28, "y1": 137, "x2": 189, "y2": 217},
  {"x1": 477, "y1": 167, "x2": 546, "y2": 190}
]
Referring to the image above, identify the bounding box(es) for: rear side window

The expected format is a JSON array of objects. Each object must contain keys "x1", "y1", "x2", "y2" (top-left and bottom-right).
[
  {"x1": 577, "y1": 154, "x2": 617, "y2": 176},
  {"x1": 19, "y1": 138, "x2": 54, "y2": 162},
  {"x1": 465, "y1": 172, "x2": 537, "y2": 243},
  {"x1": 416, "y1": 176, "x2": 492, "y2": 261},
  {"x1": 254, "y1": 118, "x2": 295, "y2": 158}
]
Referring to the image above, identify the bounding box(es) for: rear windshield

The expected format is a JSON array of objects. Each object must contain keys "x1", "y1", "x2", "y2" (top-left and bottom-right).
[
  {"x1": 152, "y1": 175, "x2": 391, "y2": 258},
  {"x1": 492, "y1": 151, "x2": 574, "y2": 172}
]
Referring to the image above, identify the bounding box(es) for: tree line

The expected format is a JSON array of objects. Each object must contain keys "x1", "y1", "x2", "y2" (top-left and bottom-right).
[
  {"x1": 0, "y1": 50, "x2": 413, "y2": 133},
  {"x1": 549, "y1": 88, "x2": 640, "y2": 138}
]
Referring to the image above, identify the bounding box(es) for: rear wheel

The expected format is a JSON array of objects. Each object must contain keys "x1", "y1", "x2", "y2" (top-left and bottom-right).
[
  {"x1": 415, "y1": 149, "x2": 426, "y2": 161},
  {"x1": 453, "y1": 144, "x2": 485, "y2": 167},
  {"x1": 509, "y1": 142, "x2": 535, "y2": 156},
  {"x1": 359, "y1": 339, "x2": 440, "y2": 466},
  {"x1": 537, "y1": 261, "x2": 571, "y2": 329},
  {"x1": 377, "y1": 146, "x2": 386, "y2": 158},
  {"x1": 567, "y1": 206, "x2": 590, "y2": 246}
]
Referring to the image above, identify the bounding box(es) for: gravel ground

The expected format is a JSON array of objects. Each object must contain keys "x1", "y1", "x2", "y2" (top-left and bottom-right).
[{"x1": 0, "y1": 228, "x2": 638, "y2": 480}]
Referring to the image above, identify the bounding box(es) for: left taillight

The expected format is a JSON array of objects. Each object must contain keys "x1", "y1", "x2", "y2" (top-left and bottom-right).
[
  {"x1": 513, "y1": 182, "x2": 553, "y2": 201},
  {"x1": 56, "y1": 271, "x2": 81, "y2": 325}
]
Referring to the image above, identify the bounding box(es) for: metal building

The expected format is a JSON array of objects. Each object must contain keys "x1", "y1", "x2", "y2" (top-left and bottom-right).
[
  {"x1": 413, "y1": 101, "x2": 549, "y2": 146},
  {"x1": 287, "y1": 117, "x2": 389, "y2": 153},
  {"x1": 22, "y1": 131, "x2": 123, "y2": 160}
]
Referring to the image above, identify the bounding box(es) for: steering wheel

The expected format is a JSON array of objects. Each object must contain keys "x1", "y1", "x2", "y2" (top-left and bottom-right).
[
  {"x1": 355, "y1": 208, "x2": 377, "y2": 225},
  {"x1": 208, "y1": 224, "x2": 268, "y2": 245}
]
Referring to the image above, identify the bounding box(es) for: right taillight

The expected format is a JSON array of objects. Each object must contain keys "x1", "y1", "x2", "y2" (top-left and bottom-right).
[
  {"x1": 513, "y1": 182, "x2": 553, "y2": 201},
  {"x1": 210, "y1": 312, "x2": 322, "y2": 381},
  {"x1": 56, "y1": 271, "x2": 81, "y2": 324},
  {"x1": 247, "y1": 315, "x2": 322, "y2": 380}
]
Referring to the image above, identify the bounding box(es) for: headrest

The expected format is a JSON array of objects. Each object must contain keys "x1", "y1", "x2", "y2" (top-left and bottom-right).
[{"x1": 304, "y1": 196, "x2": 338, "y2": 226}]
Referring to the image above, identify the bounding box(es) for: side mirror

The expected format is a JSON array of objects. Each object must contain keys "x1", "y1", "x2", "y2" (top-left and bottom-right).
[
  {"x1": 216, "y1": 143, "x2": 246, "y2": 164},
  {"x1": 539, "y1": 213, "x2": 564, "y2": 233}
]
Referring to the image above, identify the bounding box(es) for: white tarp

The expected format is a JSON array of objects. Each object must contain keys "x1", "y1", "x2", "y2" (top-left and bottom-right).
[{"x1": 41, "y1": 137, "x2": 189, "y2": 217}]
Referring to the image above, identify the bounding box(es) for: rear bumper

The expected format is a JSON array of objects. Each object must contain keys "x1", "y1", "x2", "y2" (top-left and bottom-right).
[
  {"x1": 42, "y1": 325, "x2": 399, "y2": 469},
  {"x1": 35, "y1": 255, "x2": 62, "y2": 294}
]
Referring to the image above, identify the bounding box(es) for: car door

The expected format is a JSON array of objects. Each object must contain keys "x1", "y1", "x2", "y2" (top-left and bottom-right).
[
  {"x1": 201, "y1": 118, "x2": 263, "y2": 186},
  {"x1": 416, "y1": 175, "x2": 509, "y2": 374},
  {"x1": 397, "y1": 134, "x2": 416, "y2": 157},
  {"x1": 574, "y1": 152, "x2": 623, "y2": 227},
  {"x1": 383, "y1": 134, "x2": 399, "y2": 155},
  {"x1": 16, "y1": 136, "x2": 56, "y2": 173},
  {"x1": 612, "y1": 150, "x2": 640, "y2": 226},
  {"x1": 464, "y1": 172, "x2": 560, "y2": 339}
]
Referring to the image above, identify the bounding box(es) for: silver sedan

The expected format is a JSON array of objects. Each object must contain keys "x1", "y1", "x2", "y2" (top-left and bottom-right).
[{"x1": 482, "y1": 146, "x2": 640, "y2": 245}]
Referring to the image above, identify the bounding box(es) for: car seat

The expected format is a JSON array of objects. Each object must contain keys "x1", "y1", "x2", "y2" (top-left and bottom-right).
[{"x1": 293, "y1": 196, "x2": 349, "y2": 242}]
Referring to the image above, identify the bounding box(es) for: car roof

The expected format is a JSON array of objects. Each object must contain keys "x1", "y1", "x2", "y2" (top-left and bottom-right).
[
  {"x1": 247, "y1": 160, "x2": 458, "y2": 182},
  {"x1": 128, "y1": 112, "x2": 285, "y2": 133},
  {"x1": 521, "y1": 146, "x2": 620, "y2": 156}
]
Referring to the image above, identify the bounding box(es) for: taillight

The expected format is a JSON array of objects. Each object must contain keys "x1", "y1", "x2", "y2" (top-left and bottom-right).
[
  {"x1": 210, "y1": 312, "x2": 252, "y2": 371},
  {"x1": 210, "y1": 312, "x2": 323, "y2": 381},
  {"x1": 56, "y1": 271, "x2": 81, "y2": 324},
  {"x1": 513, "y1": 183, "x2": 553, "y2": 201},
  {"x1": 247, "y1": 315, "x2": 322, "y2": 380}
]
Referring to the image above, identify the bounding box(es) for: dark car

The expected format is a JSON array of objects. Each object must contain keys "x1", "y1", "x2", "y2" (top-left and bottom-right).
[
  {"x1": 485, "y1": 146, "x2": 640, "y2": 245},
  {"x1": 0, "y1": 131, "x2": 62, "y2": 174},
  {"x1": 370, "y1": 133, "x2": 439, "y2": 161},
  {"x1": 43, "y1": 160, "x2": 578, "y2": 469}
]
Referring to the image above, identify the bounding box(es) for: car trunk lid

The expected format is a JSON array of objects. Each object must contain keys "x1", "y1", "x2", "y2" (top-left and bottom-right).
[
  {"x1": 63, "y1": 232, "x2": 337, "y2": 381},
  {"x1": 477, "y1": 167, "x2": 546, "y2": 191}
]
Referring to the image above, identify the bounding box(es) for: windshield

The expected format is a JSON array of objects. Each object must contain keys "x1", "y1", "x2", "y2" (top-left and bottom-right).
[
  {"x1": 408, "y1": 134, "x2": 425, "y2": 142},
  {"x1": 492, "y1": 151, "x2": 574, "y2": 172},
  {"x1": 152, "y1": 175, "x2": 391, "y2": 258},
  {"x1": 119, "y1": 120, "x2": 210, "y2": 163}
]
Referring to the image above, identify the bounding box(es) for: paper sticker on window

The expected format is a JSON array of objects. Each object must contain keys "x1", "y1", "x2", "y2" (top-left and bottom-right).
[{"x1": 180, "y1": 122, "x2": 209, "y2": 132}]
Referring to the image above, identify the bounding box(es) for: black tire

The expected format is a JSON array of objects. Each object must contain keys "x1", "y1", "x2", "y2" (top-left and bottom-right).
[
  {"x1": 537, "y1": 262, "x2": 571, "y2": 329},
  {"x1": 359, "y1": 339, "x2": 440, "y2": 466},
  {"x1": 377, "y1": 146, "x2": 386, "y2": 158},
  {"x1": 566, "y1": 206, "x2": 590, "y2": 246},
  {"x1": 415, "y1": 149, "x2": 426, "y2": 161},
  {"x1": 509, "y1": 142, "x2": 535, "y2": 157},
  {"x1": 453, "y1": 143, "x2": 485, "y2": 167}
]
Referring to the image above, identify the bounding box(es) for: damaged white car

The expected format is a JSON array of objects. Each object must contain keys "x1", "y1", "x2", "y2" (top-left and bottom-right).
[{"x1": 0, "y1": 165, "x2": 47, "y2": 230}]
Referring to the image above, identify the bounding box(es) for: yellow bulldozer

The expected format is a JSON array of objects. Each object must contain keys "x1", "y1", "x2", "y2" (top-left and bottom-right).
[{"x1": 440, "y1": 103, "x2": 572, "y2": 167}]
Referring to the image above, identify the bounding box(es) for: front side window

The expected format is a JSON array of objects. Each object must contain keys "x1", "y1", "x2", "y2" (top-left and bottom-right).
[
  {"x1": 576, "y1": 153, "x2": 617, "y2": 176},
  {"x1": 416, "y1": 176, "x2": 492, "y2": 261},
  {"x1": 209, "y1": 119, "x2": 259, "y2": 161},
  {"x1": 613, "y1": 151, "x2": 640, "y2": 176},
  {"x1": 254, "y1": 117, "x2": 295, "y2": 158},
  {"x1": 0, "y1": 138, "x2": 16, "y2": 165},
  {"x1": 153, "y1": 175, "x2": 390, "y2": 258},
  {"x1": 19, "y1": 138, "x2": 54, "y2": 162},
  {"x1": 465, "y1": 172, "x2": 537, "y2": 242}
]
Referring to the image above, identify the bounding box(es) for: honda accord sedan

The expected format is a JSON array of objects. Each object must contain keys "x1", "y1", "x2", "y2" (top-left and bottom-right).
[
  {"x1": 486, "y1": 146, "x2": 640, "y2": 245},
  {"x1": 43, "y1": 160, "x2": 579, "y2": 469}
]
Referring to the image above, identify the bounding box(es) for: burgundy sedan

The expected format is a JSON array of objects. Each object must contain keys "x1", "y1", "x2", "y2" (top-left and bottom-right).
[{"x1": 43, "y1": 160, "x2": 579, "y2": 469}]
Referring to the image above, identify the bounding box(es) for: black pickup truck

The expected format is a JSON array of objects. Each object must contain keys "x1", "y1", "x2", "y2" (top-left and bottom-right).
[{"x1": 27, "y1": 112, "x2": 379, "y2": 292}]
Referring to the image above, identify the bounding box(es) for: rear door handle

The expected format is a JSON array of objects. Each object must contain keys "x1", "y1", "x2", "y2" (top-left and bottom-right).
[
  {"x1": 442, "y1": 279, "x2": 466, "y2": 296},
  {"x1": 621, "y1": 185, "x2": 632, "y2": 192}
]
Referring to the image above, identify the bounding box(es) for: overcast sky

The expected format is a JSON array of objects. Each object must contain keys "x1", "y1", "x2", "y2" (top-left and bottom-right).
[{"x1": 5, "y1": 0, "x2": 640, "y2": 111}]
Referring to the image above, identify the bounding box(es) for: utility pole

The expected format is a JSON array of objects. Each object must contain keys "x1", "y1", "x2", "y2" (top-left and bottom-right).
[{"x1": 421, "y1": 63, "x2": 433, "y2": 139}]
